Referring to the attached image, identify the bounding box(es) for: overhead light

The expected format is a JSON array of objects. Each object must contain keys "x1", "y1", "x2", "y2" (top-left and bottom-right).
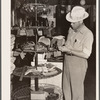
[
  {"x1": 67, "y1": 5, "x2": 71, "y2": 13},
  {"x1": 80, "y1": 0, "x2": 86, "y2": 5},
  {"x1": 30, "y1": 6, "x2": 33, "y2": 10},
  {"x1": 40, "y1": 15, "x2": 47, "y2": 18},
  {"x1": 61, "y1": 10, "x2": 65, "y2": 14},
  {"x1": 43, "y1": 7, "x2": 46, "y2": 11}
]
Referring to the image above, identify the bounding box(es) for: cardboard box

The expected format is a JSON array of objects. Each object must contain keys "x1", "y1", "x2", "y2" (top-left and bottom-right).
[{"x1": 31, "y1": 91, "x2": 47, "y2": 100}]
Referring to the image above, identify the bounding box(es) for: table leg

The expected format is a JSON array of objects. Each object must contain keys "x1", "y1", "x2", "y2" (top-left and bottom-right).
[{"x1": 35, "y1": 77, "x2": 39, "y2": 91}]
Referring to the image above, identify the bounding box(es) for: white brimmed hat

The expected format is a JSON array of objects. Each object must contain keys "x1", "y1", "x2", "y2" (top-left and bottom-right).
[{"x1": 66, "y1": 6, "x2": 89, "y2": 22}]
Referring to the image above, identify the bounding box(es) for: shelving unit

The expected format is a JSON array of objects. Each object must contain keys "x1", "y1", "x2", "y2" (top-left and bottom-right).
[{"x1": 12, "y1": 0, "x2": 63, "y2": 100}]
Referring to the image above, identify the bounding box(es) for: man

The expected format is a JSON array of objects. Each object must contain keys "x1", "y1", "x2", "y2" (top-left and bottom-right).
[{"x1": 59, "y1": 6, "x2": 94, "y2": 100}]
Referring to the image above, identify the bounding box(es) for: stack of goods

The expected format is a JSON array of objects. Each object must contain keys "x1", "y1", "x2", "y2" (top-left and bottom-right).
[
  {"x1": 45, "y1": 90, "x2": 59, "y2": 100},
  {"x1": 51, "y1": 35, "x2": 65, "y2": 57},
  {"x1": 31, "y1": 84, "x2": 62, "y2": 100},
  {"x1": 26, "y1": 29, "x2": 34, "y2": 36},
  {"x1": 38, "y1": 53, "x2": 47, "y2": 64},
  {"x1": 37, "y1": 36, "x2": 50, "y2": 52},
  {"x1": 11, "y1": 34, "x2": 16, "y2": 74},
  {"x1": 38, "y1": 36, "x2": 51, "y2": 46},
  {"x1": 50, "y1": 35, "x2": 65, "y2": 50},
  {"x1": 17, "y1": 28, "x2": 26, "y2": 36},
  {"x1": 31, "y1": 87, "x2": 59, "y2": 100},
  {"x1": 45, "y1": 35, "x2": 65, "y2": 61},
  {"x1": 37, "y1": 42, "x2": 48, "y2": 52},
  {"x1": 20, "y1": 41, "x2": 35, "y2": 51},
  {"x1": 11, "y1": 84, "x2": 62, "y2": 100},
  {"x1": 24, "y1": 63, "x2": 58, "y2": 77},
  {"x1": 17, "y1": 28, "x2": 34, "y2": 36},
  {"x1": 31, "y1": 91, "x2": 47, "y2": 100}
]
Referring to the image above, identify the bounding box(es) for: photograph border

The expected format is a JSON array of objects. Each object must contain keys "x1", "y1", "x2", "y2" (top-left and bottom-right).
[{"x1": 1, "y1": 0, "x2": 99, "y2": 100}]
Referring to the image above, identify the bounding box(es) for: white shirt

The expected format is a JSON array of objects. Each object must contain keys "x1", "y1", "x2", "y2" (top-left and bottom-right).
[{"x1": 65, "y1": 24, "x2": 94, "y2": 57}]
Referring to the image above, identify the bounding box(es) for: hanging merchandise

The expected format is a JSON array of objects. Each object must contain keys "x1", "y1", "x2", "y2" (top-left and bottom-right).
[
  {"x1": 20, "y1": 3, "x2": 50, "y2": 17},
  {"x1": 37, "y1": 29, "x2": 43, "y2": 36},
  {"x1": 26, "y1": 29, "x2": 35, "y2": 36},
  {"x1": 19, "y1": 18, "x2": 23, "y2": 27},
  {"x1": 18, "y1": 28, "x2": 26, "y2": 36}
]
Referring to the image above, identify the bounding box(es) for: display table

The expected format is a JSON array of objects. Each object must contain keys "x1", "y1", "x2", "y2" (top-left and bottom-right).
[
  {"x1": 36, "y1": 62, "x2": 63, "y2": 88},
  {"x1": 12, "y1": 64, "x2": 62, "y2": 100},
  {"x1": 13, "y1": 65, "x2": 62, "y2": 79}
]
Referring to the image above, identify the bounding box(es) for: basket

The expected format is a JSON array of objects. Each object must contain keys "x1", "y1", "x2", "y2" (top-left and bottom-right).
[{"x1": 11, "y1": 83, "x2": 63, "y2": 100}]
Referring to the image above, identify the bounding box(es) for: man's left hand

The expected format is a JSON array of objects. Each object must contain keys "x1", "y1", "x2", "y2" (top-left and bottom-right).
[{"x1": 58, "y1": 46, "x2": 71, "y2": 53}]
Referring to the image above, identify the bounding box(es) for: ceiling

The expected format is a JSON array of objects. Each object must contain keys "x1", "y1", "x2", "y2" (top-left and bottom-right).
[{"x1": 11, "y1": 0, "x2": 96, "y2": 10}]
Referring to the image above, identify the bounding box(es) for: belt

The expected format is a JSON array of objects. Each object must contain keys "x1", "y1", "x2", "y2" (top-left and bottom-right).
[{"x1": 66, "y1": 53, "x2": 74, "y2": 56}]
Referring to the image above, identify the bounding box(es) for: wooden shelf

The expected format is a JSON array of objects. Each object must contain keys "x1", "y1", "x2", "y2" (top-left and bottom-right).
[
  {"x1": 11, "y1": 26, "x2": 49, "y2": 30},
  {"x1": 15, "y1": 48, "x2": 58, "y2": 53},
  {"x1": 13, "y1": 65, "x2": 62, "y2": 79}
]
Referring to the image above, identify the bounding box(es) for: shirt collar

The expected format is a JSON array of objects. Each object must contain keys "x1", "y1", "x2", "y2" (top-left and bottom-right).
[{"x1": 75, "y1": 23, "x2": 85, "y2": 34}]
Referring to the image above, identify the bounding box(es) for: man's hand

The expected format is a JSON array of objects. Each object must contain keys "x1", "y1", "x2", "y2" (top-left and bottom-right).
[{"x1": 58, "y1": 46, "x2": 71, "y2": 53}]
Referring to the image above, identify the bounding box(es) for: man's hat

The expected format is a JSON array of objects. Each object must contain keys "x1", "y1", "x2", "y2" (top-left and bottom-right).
[{"x1": 66, "y1": 6, "x2": 89, "y2": 22}]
